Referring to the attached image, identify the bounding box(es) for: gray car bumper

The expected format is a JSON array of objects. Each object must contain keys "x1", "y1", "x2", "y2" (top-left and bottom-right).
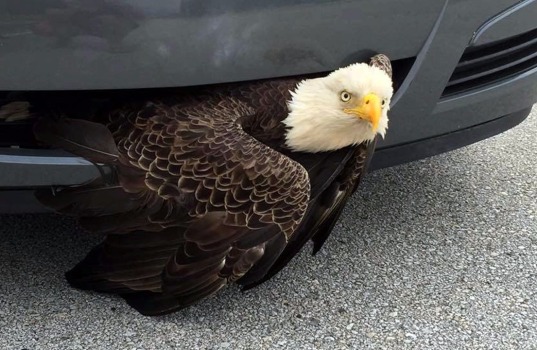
[{"x1": 0, "y1": 0, "x2": 536, "y2": 213}]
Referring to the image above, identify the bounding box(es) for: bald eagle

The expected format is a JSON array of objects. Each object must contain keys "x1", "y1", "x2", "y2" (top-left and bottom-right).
[{"x1": 33, "y1": 54, "x2": 393, "y2": 315}]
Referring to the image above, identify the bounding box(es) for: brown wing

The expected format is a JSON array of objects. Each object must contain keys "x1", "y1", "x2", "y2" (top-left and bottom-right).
[
  {"x1": 309, "y1": 140, "x2": 377, "y2": 252},
  {"x1": 34, "y1": 93, "x2": 310, "y2": 315},
  {"x1": 240, "y1": 55, "x2": 391, "y2": 287},
  {"x1": 369, "y1": 53, "x2": 393, "y2": 79},
  {"x1": 240, "y1": 140, "x2": 376, "y2": 288}
]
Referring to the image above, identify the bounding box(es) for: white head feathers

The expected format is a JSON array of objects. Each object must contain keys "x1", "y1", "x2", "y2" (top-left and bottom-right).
[{"x1": 284, "y1": 62, "x2": 393, "y2": 153}]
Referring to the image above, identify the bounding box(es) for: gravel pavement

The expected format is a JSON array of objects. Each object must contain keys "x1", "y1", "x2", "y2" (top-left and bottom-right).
[{"x1": 1, "y1": 106, "x2": 536, "y2": 349}]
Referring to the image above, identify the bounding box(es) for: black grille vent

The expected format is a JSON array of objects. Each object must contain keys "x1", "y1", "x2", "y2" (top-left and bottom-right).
[{"x1": 443, "y1": 28, "x2": 537, "y2": 97}]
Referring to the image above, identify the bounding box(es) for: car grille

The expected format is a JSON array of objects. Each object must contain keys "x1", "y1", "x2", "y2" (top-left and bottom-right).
[{"x1": 443, "y1": 28, "x2": 537, "y2": 97}]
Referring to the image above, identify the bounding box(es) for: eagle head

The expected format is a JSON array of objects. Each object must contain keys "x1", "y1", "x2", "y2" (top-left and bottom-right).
[{"x1": 284, "y1": 60, "x2": 394, "y2": 153}]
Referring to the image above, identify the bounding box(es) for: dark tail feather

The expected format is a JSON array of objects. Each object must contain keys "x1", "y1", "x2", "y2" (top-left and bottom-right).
[
  {"x1": 242, "y1": 231, "x2": 312, "y2": 290},
  {"x1": 310, "y1": 203, "x2": 347, "y2": 255},
  {"x1": 78, "y1": 209, "x2": 160, "y2": 233},
  {"x1": 35, "y1": 178, "x2": 142, "y2": 217},
  {"x1": 122, "y1": 292, "x2": 186, "y2": 316},
  {"x1": 33, "y1": 117, "x2": 119, "y2": 164},
  {"x1": 237, "y1": 233, "x2": 287, "y2": 289},
  {"x1": 0, "y1": 100, "x2": 33, "y2": 122},
  {"x1": 67, "y1": 227, "x2": 210, "y2": 316},
  {"x1": 66, "y1": 263, "x2": 165, "y2": 295},
  {"x1": 122, "y1": 279, "x2": 225, "y2": 316},
  {"x1": 32, "y1": 117, "x2": 155, "y2": 229},
  {"x1": 66, "y1": 228, "x2": 185, "y2": 294}
]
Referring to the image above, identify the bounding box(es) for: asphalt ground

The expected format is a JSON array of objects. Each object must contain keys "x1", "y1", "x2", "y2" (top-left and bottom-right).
[{"x1": 1, "y1": 106, "x2": 536, "y2": 349}]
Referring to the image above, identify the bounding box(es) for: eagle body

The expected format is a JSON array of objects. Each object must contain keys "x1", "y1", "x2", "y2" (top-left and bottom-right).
[{"x1": 33, "y1": 55, "x2": 393, "y2": 315}]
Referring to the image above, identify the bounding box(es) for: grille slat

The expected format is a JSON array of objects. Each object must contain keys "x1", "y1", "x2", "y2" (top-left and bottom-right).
[
  {"x1": 448, "y1": 47, "x2": 537, "y2": 86},
  {"x1": 455, "y1": 36, "x2": 537, "y2": 72},
  {"x1": 443, "y1": 28, "x2": 537, "y2": 97}
]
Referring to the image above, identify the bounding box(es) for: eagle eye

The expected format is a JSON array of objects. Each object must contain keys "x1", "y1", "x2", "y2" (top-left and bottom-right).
[{"x1": 340, "y1": 91, "x2": 351, "y2": 102}]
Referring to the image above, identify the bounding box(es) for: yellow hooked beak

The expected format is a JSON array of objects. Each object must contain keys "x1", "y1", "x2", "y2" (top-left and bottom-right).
[{"x1": 344, "y1": 93, "x2": 382, "y2": 130}]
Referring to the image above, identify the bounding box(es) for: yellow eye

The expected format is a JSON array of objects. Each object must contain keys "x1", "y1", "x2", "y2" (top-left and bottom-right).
[{"x1": 340, "y1": 91, "x2": 351, "y2": 102}]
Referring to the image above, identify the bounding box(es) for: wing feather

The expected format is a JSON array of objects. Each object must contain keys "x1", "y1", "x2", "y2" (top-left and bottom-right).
[
  {"x1": 36, "y1": 90, "x2": 311, "y2": 315},
  {"x1": 369, "y1": 54, "x2": 393, "y2": 79},
  {"x1": 33, "y1": 62, "x2": 387, "y2": 314},
  {"x1": 240, "y1": 140, "x2": 377, "y2": 289}
]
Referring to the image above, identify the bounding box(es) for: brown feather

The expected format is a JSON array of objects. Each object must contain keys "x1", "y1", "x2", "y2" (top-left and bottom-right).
[
  {"x1": 36, "y1": 86, "x2": 311, "y2": 314},
  {"x1": 33, "y1": 118, "x2": 119, "y2": 164},
  {"x1": 34, "y1": 180, "x2": 139, "y2": 217},
  {"x1": 369, "y1": 54, "x2": 393, "y2": 79},
  {"x1": 240, "y1": 141, "x2": 376, "y2": 289},
  {"x1": 33, "y1": 55, "x2": 388, "y2": 315}
]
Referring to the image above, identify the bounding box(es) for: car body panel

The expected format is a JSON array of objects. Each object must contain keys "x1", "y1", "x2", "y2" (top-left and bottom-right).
[
  {"x1": 470, "y1": 0, "x2": 537, "y2": 46},
  {"x1": 0, "y1": 0, "x2": 443, "y2": 90},
  {"x1": 0, "y1": 0, "x2": 536, "y2": 213}
]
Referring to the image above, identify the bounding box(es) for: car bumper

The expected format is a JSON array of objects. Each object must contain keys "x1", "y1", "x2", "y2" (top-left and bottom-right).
[
  {"x1": 0, "y1": 106, "x2": 533, "y2": 213},
  {"x1": 1, "y1": 0, "x2": 536, "y2": 212}
]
